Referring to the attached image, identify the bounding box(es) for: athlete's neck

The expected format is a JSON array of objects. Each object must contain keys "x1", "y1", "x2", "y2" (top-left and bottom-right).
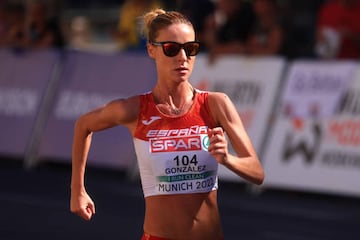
[{"x1": 152, "y1": 84, "x2": 195, "y2": 115}]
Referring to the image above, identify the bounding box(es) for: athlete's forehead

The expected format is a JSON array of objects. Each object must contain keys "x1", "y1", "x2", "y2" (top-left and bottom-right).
[{"x1": 155, "y1": 23, "x2": 195, "y2": 42}]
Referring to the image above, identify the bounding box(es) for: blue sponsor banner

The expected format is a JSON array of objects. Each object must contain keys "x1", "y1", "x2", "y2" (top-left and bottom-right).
[
  {"x1": 0, "y1": 49, "x2": 60, "y2": 158},
  {"x1": 38, "y1": 50, "x2": 156, "y2": 169}
]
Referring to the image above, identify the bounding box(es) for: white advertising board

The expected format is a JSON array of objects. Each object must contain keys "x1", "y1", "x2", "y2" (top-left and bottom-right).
[
  {"x1": 263, "y1": 61, "x2": 360, "y2": 197},
  {"x1": 191, "y1": 55, "x2": 286, "y2": 181}
]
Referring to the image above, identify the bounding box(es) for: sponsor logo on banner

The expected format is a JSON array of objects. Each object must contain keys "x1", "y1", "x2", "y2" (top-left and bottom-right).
[
  {"x1": 193, "y1": 79, "x2": 258, "y2": 129},
  {"x1": 327, "y1": 119, "x2": 360, "y2": 146},
  {"x1": 282, "y1": 119, "x2": 322, "y2": 166},
  {"x1": 0, "y1": 88, "x2": 39, "y2": 116},
  {"x1": 213, "y1": 81, "x2": 260, "y2": 129},
  {"x1": 54, "y1": 90, "x2": 120, "y2": 119},
  {"x1": 281, "y1": 61, "x2": 357, "y2": 118},
  {"x1": 280, "y1": 118, "x2": 360, "y2": 170},
  {"x1": 336, "y1": 88, "x2": 360, "y2": 116},
  {"x1": 264, "y1": 61, "x2": 360, "y2": 197}
]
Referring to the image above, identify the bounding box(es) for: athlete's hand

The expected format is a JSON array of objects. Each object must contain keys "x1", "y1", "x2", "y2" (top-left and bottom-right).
[
  {"x1": 207, "y1": 127, "x2": 229, "y2": 165},
  {"x1": 70, "y1": 189, "x2": 95, "y2": 221}
]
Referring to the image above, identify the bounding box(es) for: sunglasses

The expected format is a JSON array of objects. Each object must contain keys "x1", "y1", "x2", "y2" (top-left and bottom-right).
[{"x1": 150, "y1": 41, "x2": 201, "y2": 57}]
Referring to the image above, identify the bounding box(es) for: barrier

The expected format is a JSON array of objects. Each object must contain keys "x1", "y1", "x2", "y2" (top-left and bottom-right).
[
  {"x1": 0, "y1": 49, "x2": 61, "y2": 160},
  {"x1": 262, "y1": 60, "x2": 360, "y2": 197},
  {"x1": 36, "y1": 50, "x2": 157, "y2": 169},
  {"x1": 191, "y1": 55, "x2": 286, "y2": 181},
  {"x1": 1, "y1": 49, "x2": 360, "y2": 197}
]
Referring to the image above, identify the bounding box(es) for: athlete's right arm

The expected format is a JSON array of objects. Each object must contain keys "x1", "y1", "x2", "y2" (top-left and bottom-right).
[{"x1": 70, "y1": 96, "x2": 139, "y2": 220}]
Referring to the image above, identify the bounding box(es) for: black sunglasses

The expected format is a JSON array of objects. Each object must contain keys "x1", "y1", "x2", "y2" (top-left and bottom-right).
[{"x1": 150, "y1": 41, "x2": 201, "y2": 57}]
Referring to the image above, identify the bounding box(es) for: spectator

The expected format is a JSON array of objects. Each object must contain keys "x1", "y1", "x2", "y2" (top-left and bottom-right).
[
  {"x1": 23, "y1": 0, "x2": 64, "y2": 49},
  {"x1": 176, "y1": 0, "x2": 215, "y2": 50},
  {"x1": 202, "y1": 0, "x2": 256, "y2": 62},
  {"x1": 274, "y1": 0, "x2": 324, "y2": 59},
  {"x1": 0, "y1": 3, "x2": 6, "y2": 47},
  {"x1": 0, "y1": 2, "x2": 26, "y2": 50},
  {"x1": 246, "y1": 0, "x2": 284, "y2": 56},
  {"x1": 315, "y1": 0, "x2": 360, "y2": 59},
  {"x1": 3, "y1": 0, "x2": 64, "y2": 50},
  {"x1": 113, "y1": 0, "x2": 163, "y2": 51},
  {"x1": 66, "y1": 15, "x2": 92, "y2": 50}
]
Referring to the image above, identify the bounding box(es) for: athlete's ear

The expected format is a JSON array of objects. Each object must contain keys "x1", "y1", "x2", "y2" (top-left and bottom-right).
[{"x1": 147, "y1": 42, "x2": 155, "y2": 59}]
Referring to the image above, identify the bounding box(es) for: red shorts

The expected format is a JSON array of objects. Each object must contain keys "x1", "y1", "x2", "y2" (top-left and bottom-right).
[{"x1": 141, "y1": 233, "x2": 224, "y2": 240}]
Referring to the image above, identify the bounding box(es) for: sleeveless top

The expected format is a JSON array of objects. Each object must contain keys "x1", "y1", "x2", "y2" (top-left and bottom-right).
[{"x1": 133, "y1": 89, "x2": 219, "y2": 197}]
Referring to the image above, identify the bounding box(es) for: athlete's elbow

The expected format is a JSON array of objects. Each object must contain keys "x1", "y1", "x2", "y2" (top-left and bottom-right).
[
  {"x1": 74, "y1": 115, "x2": 92, "y2": 136},
  {"x1": 254, "y1": 171, "x2": 265, "y2": 185}
]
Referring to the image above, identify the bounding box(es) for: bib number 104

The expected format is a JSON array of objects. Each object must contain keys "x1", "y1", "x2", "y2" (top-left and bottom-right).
[{"x1": 173, "y1": 155, "x2": 198, "y2": 166}]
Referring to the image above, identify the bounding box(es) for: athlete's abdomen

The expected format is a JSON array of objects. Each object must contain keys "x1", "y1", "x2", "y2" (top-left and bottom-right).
[{"x1": 143, "y1": 191, "x2": 223, "y2": 240}]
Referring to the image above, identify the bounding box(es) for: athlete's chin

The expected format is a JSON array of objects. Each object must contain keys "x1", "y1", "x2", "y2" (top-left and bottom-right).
[{"x1": 175, "y1": 74, "x2": 190, "y2": 83}]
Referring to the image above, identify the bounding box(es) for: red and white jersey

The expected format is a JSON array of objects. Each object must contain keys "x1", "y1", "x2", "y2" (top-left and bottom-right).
[{"x1": 133, "y1": 89, "x2": 219, "y2": 197}]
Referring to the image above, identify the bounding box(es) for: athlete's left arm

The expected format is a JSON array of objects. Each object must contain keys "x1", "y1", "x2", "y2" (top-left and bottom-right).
[{"x1": 207, "y1": 92, "x2": 264, "y2": 185}]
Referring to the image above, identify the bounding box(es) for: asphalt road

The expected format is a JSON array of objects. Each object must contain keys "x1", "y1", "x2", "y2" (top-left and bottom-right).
[{"x1": 1, "y1": 158, "x2": 360, "y2": 240}]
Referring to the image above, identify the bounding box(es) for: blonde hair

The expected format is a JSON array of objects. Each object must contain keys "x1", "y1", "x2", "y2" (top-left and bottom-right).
[{"x1": 142, "y1": 8, "x2": 194, "y2": 42}]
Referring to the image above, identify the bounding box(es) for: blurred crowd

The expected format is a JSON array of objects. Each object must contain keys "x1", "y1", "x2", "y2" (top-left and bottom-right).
[
  {"x1": 1, "y1": 0, "x2": 360, "y2": 60},
  {"x1": 0, "y1": 0, "x2": 64, "y2": 50}
]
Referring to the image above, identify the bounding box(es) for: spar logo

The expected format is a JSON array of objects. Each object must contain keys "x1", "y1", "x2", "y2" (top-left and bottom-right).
[{"x1": 150, "y1": 136, "x2": 202, "y2": 152}]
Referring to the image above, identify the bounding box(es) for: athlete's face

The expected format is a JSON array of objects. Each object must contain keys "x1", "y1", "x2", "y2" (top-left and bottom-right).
[{"x1": 148, "y1": 23, "x2": 197, "y2": 84}]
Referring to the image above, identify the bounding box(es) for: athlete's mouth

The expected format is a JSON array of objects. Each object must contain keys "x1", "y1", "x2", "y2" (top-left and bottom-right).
[{"x1": 175, "y1": 66, "x2": 188, "y2": 72}]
